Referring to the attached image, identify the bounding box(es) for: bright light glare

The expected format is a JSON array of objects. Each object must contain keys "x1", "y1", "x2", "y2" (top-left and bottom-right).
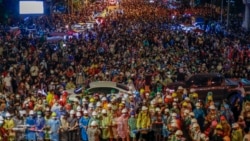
[{"x1": 19, "y1": 1, "x2": 44, "y2": 14}]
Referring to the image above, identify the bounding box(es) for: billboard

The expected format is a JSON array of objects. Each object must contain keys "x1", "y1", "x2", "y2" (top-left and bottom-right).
[{"x1": 19, "y1": 1, "x2": 44, "y2": 14}]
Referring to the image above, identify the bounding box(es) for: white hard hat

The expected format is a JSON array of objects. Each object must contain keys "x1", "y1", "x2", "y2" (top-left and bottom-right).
[
  {"x1": 89, "y1": 103, "x2": 94, "y2": 108},
  {"x1": 96, "y1": 102, "x2": 101, "y2": 107},
  {"x1": 164, "y1": 108, "x2": 169, "y2": 113},
  {"x1": 177, "y1": 86, "x2": 184, "y2": 90},
  {"x1": 155, "y1": 107, "x2": 160, "y2": 112},
  {"x1": 150, "y1": 100, "x2": 156, "y2": 105},
  {"x1": 29, "y1": 110, "x2": 34, "y2": 115},
  {"x1": 122, "y1": 108, "x2": 128, "y2": 114},
  {"x1": 82, "y1": 98, "x2": 87, "y2": 102},
  {"x1": 0, "y1": 120, "x2": 3, "y2": 124},
  {"x1": 5, "y1": 112, "x2": 11, "y2": 117},
  {"x1": 192, "y1": 123, "x2": 199, "y2": 128},
  {"x1": 92, "y1": 111, "x2": 97, "y2": 116},
  {"x1": 77, "y1": 106, "x2": 82, "y2": 112},
  {"x1": 70, "y1": 110, "x2": 75, "y2": 115},
  {"x1": 184, "y1": 97, "x2": 190, "y2": 101},
  {"x1": 91, "y1": 121, "x2": 98, "y2": 126},
  {"x1": 0, "y1": 116, "x2": 4, "y2": 121},
  {"x1": 191, "y1": 118, "x2": 197, "y2": 123},
  {"x1": 142, "y1": 106, "x2": 148, "y2": 111},
  {"x1": 175, "y1": 130, "x2": 183, "y2": 136},
  {"x1": 19, "y1": 110, "x2": 26, "y2": 116},
  {"x1": 195, "y1": 103, "x2": 201, "y2": 107},
  {"x1": 101, "y1": 97, "x2": 107, "y2": 101},
  {"x1": 209, "y1": 105, "x2": 216, "y2": 110},
  {"x1": 189, "y1": 112, "x2": 194, "y2": 116},
  {"x1": 184, "y1": 109, "x2": 189, "y2": 114},
  {"x1": 107, "y1": 104, "x2": 112, "y2": 108},
  {"x1": 171, "y1": 122, "x2": 178, "y2": 127},
  {"x1": 83, "y1": 110, "x2": 88, "y2": 114},
  {"x1": 76, "y1": 112, "x2": 81, "y2": 117},
  {"x1": 171, "y1": 113, "x2": 177, "y2": 117},
  {"x1": 101, "y1": 109, "x2": 107, "y2": 114}
]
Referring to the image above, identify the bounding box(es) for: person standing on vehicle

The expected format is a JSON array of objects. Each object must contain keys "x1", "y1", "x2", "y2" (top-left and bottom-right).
[{"x1": 79, "y1": 110, "x2": 90, "y2": 141}]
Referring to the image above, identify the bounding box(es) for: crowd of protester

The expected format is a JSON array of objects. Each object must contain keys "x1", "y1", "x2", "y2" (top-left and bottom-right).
[{"x1": 0, "y1": 0, "x2": 250, "y2": 140}]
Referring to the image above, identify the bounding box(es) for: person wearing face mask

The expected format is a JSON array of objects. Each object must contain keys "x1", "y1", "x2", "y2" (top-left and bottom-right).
[
  {"x1": 100, "y1": 109, "x2": 111, "y2": 141},
  {"x1": 47, "y1": 112, "x2": 60, "y2": 141},
  {"x1": 117, "y1": 108, "x2": 129, "y2": 141},
  {"x1": 88, "y1": 111, "x2": 100, "y2": 127},
  {"x1": 136, "y1": 106, "x2": 151, "y2": 141},
  {"x1": 3, "y1": 112, "x2": 15, "y2": 141},
  {"x1": 193, "y1": 103, "x2": 205, "y2": 131},
  {"x1": 79, "y1": 110, "x2": 90, "y2": 141},
  {"x1": 35, "y1": 111, "x2": 46, "y2": 141},
  {"x1": 0, "y1": 119, "x2": 8, "y2": 141},
  {"x1": 59, "y1": 113, "x2": 69, "y2": 141},
  {"x1": 87, "y1": 121, "x2": 101, "y2": 141},
  {"x1": 67, "y1": 110, "x2": 78, "y2": 141},
  {"x1": 128, "y1": 112, "x2": 137, "y2": 141},
  {"x1": 25, "y1": 110, "x2": 37, "y2": 141},
  {"x1": 170, "y1": 130, "x2": 185, "y2": 141}
]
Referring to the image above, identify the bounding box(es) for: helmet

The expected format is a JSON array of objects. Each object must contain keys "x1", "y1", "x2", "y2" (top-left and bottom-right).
[
  {"x1": 101, "y1": 97, "x2": 107, "y2": 101},
  {"x1": 83, "y1": 110, "x2": 88, "y2": 114},
  {"x1": 76, "y1": 112, "x2": 81, "y2": 117},
  {"x1": 177, "y1": 86, "x2": 184, "y2": 90},
  {"x1": 195, "y1": 103, "x2": 200, "y2": 107},
  {"x1": 171, "y1": 113, "x2": 177, "y2": 117},
  {"x1": 121, "y1": 108, "x2": 128, "y2": 114},
  {"x1": 182, "y1": 102, "x2": 188, "y2": 107},
  {"x1": 155, "y1": 107, "x2": 160, "y2": 112},
  {"x1": 91, "y1": 121, "x2": 98, "y2": 126},
  {"x1": 92, "y1": 111, "x2": 97, "y2": 116},
  {"x1": 192, "y1": 93, "x2": 198, "y2": 98},
  {"x1": 0, "y1": 120, "x2": 3, "y2": 124},
  {"x1": 142, "y1": 106, "x2": 148, "y2": 111},
  {"x1": 207, "y1": 95, "x2": 213, "y2": 101},
  {"x1": 191, "y1": 118, "x2": 197, "y2": 123},
  {"x1": 5, "y1": 113, "x2": 11, "y2": 117},
  {"x1": 96, "y1": 102, "x2": 101, "y2": 107},
  {"x1": 29, "y1": 110, "x2": 34, "y2": 115},
  {"x1": 171, "y1": 122, "x2": 178, "y2": 128},
  {"x1": 77, "y1": 106, "x2": 82, "y2": 112},
  {"x1": 51, "y1": 112, "x2": 57, "y2": 117},
  {"x1": 184, "y1": 97, "x2": 190, "y2": 101},
  {"x1": 175, "y1": 130, "x2": 183, "y2": 136},
  {"x1": 37, "y1": 111, "x2": 42, "y2": 115},
  {"x1": 90, "y1": 98, "x2": 95, "y2": 103},
  {"x1": 70, "y1": 110, "x2": 75, "y2": 115},
  {"x1": 89, "y1": 103, "x2": 94, "y2": 108},
  {"x1": 0, "y1": 116, "x2": 4, "y2": 121},
  {"x1": 216, "y1": 124, "x2": 222, "y2": 129},
  {"x1": 192, "y1": 123, "x2": 199, "y2": 128},
  {"x1": 209, "y1": 105, "x2": 216, "y2": 110},
  {"x1": 172, "y1": 93, "x2": 177, "y2": 98},
  {"x1": 82, "y1": 98, "x2": 87, "y2": 102},
  {"x1": 107, "y1": 104, "x2": 112, "y2": 108},
  {"x1": 101, "y1": 109, "x2": 107, "y2": 114}
]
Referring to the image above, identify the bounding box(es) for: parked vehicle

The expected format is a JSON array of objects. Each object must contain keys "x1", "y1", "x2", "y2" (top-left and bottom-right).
[{"x1": 167, "y1": 73, "x2": 250, "y2": 102}]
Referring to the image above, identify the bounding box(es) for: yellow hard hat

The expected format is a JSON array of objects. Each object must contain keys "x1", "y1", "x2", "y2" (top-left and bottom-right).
[
  {"x1": 51, "y1": 112, "x2": 57, "y2": 117},
  {"x1": 192, "y1": 93, "x2": 198, "y2": 98},
  {"x1": 140, "y1": 89, "x2": 145, "y2": 94},
  {"x1": 182, "y1": 102, "x2": 188, "y2": 107},
  {"x1": 172, "y1": 92, "x2": 177, "y2": 98},
  {"x1": 216, "y1": 124, "x2": 222, "y2": 129},
  {"x1": 90, "y1": 98, "x2": 95, "y2": 103},
  {"x1": 207, "y1": 95, "x2": 213, "y2": 101}
]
